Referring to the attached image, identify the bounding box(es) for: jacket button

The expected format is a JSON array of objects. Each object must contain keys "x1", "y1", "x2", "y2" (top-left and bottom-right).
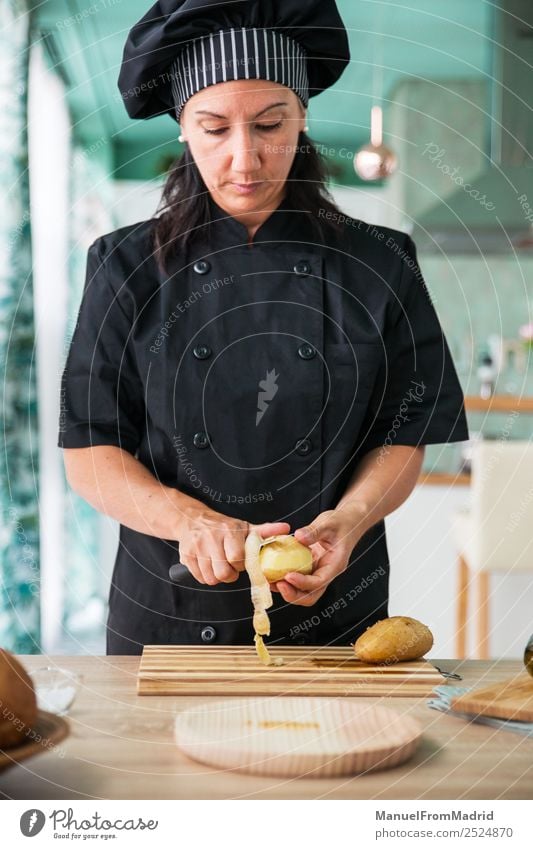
[
  {"x1": 294, "y1": 438, "x2": 312, "y2": 456},
  {"x1": 193, "y1": 344, "x2": 212, "y2": 360},
  {"x1": 193, "y1": 260, "x2": 210, "y2": 275},
  {"x1": 201, "y1": 625, "x2": 217, "y2": 643},
  {"x1": 297, "y1": 343, "x2": 316, "y2": 360},
  {"x1": 193, "y1": 431, "x2": 211, "y2": 449},
  {"x1": 294, "y1": 260, "x2": 311, "y2": 276}
]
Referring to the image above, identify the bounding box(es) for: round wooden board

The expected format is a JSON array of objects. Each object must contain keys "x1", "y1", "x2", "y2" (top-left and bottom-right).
[
  {"x1": 0, "y1": 710, "x2": 69, "y2": 773},
  {"x1": 174, "y1": 697, "x2": 422, "y2": 777}
]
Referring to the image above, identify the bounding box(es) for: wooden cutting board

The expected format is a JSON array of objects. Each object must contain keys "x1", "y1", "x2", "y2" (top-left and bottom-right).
[
  {"x1": 174, "y1": 696, "x2": 423, "y2": 777},
  {"x1": 451, "y1": 673, "x2": 533, "y2": 721},
  {"x1": 137, "y1": 645, "x2": 445, "y2": 697}
]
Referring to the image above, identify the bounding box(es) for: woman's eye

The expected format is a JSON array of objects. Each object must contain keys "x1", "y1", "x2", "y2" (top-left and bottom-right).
[
  {"x1": 256, "y1": 121, "x2": 283, "y2": 132},
  {"x1": 203, "y1": 121, "x2": 283, "y2": 136}
]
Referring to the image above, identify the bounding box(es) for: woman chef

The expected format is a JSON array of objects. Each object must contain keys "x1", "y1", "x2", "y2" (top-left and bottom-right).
[{"x1": 58, "y1": 0, "x2": 469, "y2": 655}]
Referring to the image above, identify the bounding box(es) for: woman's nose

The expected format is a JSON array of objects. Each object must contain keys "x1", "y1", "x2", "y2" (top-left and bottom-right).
[{"x1": 230, "y1": 131, "x2": 261, "y2": 173}]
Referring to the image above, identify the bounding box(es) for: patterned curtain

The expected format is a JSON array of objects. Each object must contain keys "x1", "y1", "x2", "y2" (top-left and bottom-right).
[{"x1": 0, "y1": 1, "x2": 39, "y2": 653}]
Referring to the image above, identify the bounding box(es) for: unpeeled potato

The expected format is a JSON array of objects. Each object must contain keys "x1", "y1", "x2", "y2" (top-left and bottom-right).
[
  {"x1": 0, "y1": 648, "x2": 38, "y2": 747},
  {"x1": 354, "y1": 616, "x2": 434, "y2": 664},
  {"x1": 259, "y1": 535, "x2": 313, "y2": 583}
]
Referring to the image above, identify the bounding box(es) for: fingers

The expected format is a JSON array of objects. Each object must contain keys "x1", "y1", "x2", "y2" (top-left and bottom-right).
[
  {"x1": 223, "y1": 529, "x2": 248, "y2": 575},
  {"x1": 309, "y1": 541, "x2": 328, "y2": 560},
  {"x1": 203, "y1": 545, "x2": 241, "y2": 584},
  {"x1": 293, "y1": 510, "x2": 338, "y2": 548},
  {"x1": 178, "y1": 553, "x2": 216, "y2": 587},
  {"x1": 179, "y1": 549, "x2": 238, "y2": 584},
  {"x1": 283, "y1": 559, "x2": 343, "y2": 594},
  {"x1": 252, "y1": 521, "x2": 291, "y2": 538},
  {"x1": 275, "y1": 579, "x2": 326, "y2": 607},
  {"x1": 276, "y1": 551, "x2": 347, "y2": 605},
  {"x1": 212, "y1": 559, "x2": 241, "y2": 583},
  {"x1": 178, "y1": 553, "x2": 204, "y2": 584},
  {"x1": 179, "y1": 520, "x2": 292, "y2": 587}
]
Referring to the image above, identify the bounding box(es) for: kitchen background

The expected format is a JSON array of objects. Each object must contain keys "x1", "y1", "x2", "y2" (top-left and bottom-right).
[{"x1": 1, "y1": 0, "x2": 532, "y2": 659}]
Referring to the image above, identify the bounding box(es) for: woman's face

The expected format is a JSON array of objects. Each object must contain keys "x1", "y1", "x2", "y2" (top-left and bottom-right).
[{"x1": 179, "y1": 79, "x2": 306, "y2": 216}]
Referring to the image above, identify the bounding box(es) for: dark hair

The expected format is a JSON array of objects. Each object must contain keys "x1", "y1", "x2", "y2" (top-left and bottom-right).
[{"x1": 152, "y1": 133, "x2": 345, "y2": 274}]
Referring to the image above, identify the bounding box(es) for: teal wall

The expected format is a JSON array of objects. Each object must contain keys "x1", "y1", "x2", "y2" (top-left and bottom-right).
[{"x1": 421, "y1": 254, "x2": 533, "y2": 473}]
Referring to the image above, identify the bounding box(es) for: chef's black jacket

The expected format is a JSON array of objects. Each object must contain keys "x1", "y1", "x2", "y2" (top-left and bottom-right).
[{"x1": 58, "y1": 195, "x2": 469, "y2": 654}]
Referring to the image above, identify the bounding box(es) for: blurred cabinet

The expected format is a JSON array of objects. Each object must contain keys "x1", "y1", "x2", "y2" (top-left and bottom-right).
[{"x1": 419, "y1": 395, "x2": 533, "y2": 485}]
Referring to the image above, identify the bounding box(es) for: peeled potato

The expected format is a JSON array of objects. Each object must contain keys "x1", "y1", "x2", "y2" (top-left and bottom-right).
[
  {"x1": 354, "y1": 616, "x2": 434, "y2": 664},
  {"x1": 259, "y1": 535, "x2": 313, "y2": 583},
  {"x1": 0, "y1": 648, "x2": 38, "y2": 747}
]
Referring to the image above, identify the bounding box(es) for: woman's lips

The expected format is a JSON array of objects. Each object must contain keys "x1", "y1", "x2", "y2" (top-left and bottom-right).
[{"x1": 229, "y1": 181, "x2": 264, "y2": 195}]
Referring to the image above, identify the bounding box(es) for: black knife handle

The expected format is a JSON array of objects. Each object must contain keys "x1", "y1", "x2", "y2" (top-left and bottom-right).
[{"x1": 169, "y1": 562, "x2": 189, "y2": 583}]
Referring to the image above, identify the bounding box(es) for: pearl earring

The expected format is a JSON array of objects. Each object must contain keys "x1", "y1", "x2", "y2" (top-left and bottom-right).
[
  {"x1": 303, "y1": 125, "x2": 309, "y2": 132},
  {"x1": 178, "y1": 134, "x2": 185, "y2": 143}
]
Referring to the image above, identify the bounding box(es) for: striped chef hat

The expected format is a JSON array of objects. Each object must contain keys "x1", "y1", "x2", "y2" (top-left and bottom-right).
[
  {"x1": 169, "y1": 28, "x2": 309, "y2": 122},
  {"x1": 118, "y1": 0, "x2": 350, "y2": 123}
]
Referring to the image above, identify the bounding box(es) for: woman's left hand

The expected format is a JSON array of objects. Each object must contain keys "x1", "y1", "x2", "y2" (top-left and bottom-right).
[{"x1": 270, "y1": 506, "x2": 369, "y2": 607}]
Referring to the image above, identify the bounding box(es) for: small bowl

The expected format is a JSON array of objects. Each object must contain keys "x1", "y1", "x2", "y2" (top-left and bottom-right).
[{"x1": 31, "y1": 667, "x2": 82, "y2": 716}]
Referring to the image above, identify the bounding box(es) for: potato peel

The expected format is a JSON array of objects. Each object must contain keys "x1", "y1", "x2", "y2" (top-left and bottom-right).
[
  {"x1": 254, "y1": 634, "x2": 284, "y2": 667},
  {"x1": 245, "y1": 531, "x2": 284, "y2": 667}
]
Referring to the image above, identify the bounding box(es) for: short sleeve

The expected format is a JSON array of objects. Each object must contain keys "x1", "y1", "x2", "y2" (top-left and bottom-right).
[
  {"x1": 57, "y1": 238, "x2": 144, "y2": 454},
  {"x1": 359, "y1": 235, "x2": 469, "y2": 452}
]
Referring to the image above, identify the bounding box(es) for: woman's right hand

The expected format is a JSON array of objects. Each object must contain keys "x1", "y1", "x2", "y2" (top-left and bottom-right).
[{"x1": 175, "y1": 504, "x2": 291, "y2": 585}]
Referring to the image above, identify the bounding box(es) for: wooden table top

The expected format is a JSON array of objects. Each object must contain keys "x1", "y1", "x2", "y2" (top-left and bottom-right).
[{"x1": 1, "y1": 655, "x2": 531, "y2": 800}]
